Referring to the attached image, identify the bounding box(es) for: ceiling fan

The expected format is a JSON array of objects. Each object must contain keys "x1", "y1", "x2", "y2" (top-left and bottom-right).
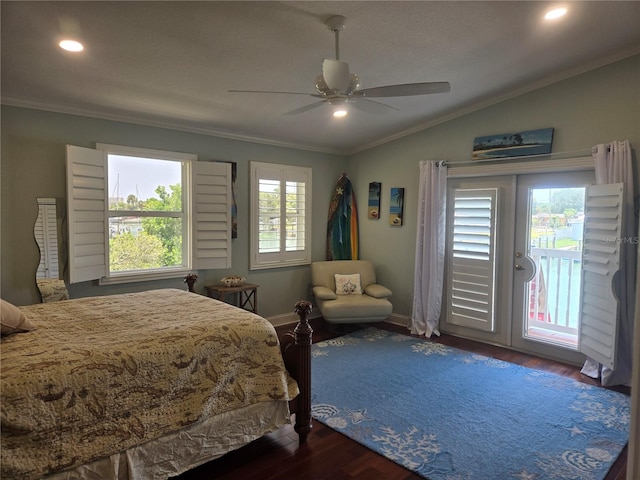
[{"x1": 228, "y1": 15, "x2": 451, "y2": 116}]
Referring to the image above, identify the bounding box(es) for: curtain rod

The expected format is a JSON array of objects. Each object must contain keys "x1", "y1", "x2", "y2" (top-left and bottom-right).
[{"x1": 438, "y1": 148, "x2": 593, "y2": 167}]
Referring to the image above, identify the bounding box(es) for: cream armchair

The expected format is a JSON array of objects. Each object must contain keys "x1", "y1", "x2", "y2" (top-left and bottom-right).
[{"x1": 311, "y1": 260, "x2": 392, "y2": 324}]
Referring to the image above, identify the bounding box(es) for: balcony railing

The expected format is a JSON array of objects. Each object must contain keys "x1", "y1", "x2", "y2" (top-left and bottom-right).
[{"x1": 527, "y1": 247, "x2": 581, "y2": 348}]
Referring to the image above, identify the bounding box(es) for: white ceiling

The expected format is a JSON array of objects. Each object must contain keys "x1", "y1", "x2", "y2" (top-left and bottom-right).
[{"x1": 2, "y1": 1, "x2": 639, "y2": 154}]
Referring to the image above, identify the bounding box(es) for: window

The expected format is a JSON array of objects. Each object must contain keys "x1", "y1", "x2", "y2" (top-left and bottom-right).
[
  {"x1": 66, "y1": 144, "x2": 232, "y2": 284},
  {"x1": 107, "y1": 151, "x2": 187, "y2": 275},
  {"x1": 250, "y1": 162, "x2": 311, "y2": 269}
]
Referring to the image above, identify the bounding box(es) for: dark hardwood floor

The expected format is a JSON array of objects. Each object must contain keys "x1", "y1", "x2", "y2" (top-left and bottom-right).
[{"x1": 176, "y1": 318, "x2": 630, "y2": 480}]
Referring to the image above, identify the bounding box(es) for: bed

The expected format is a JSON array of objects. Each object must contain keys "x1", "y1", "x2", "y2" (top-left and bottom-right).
[{"x1": 1, "y1": 289, "x2": 312, "y2": 480}]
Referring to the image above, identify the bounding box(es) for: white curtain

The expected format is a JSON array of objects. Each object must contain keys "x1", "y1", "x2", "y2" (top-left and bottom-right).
[
  {"x1": 411, "y1": 160, "x2": 448, "y2": 337},
  {"x1": 581, "y1": 140, "x2": 637, "y2": 386}
]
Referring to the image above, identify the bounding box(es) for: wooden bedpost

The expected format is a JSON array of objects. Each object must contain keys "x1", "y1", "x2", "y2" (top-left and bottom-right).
[
  {"x1": 293, "y1": 300, "x2": 313, "y2": 442},
  {"x1": 281, "y1": 301, "x2": 313, "y2": 443}
]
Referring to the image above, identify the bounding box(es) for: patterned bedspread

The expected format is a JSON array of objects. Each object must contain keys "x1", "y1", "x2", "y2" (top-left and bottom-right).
[{"x1": 1, "y1": 289, "x2": 299, "y2": 479}]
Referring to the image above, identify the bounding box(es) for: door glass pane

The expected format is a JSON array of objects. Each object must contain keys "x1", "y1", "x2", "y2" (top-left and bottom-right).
[{"x1": 525, "y1": 187, "x2": 586, "y2": 349}]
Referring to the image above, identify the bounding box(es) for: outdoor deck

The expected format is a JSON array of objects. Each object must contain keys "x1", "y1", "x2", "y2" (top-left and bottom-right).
[{"x1": 527, "y1": 247, "x2": 581, "y2": 348}]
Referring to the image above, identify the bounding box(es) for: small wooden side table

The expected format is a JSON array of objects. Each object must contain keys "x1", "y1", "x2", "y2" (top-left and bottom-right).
[{"x1": 205, "y1": 283, "x2": 259, "y2": 314}]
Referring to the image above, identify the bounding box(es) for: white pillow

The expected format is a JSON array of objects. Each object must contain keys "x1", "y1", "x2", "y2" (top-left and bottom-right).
[
  {"x1": 1, "y1": 299, "x2": 36, "y2": 335},
  {"x1": 335, "y1": 273, "x2": 362, "y2": 295}
]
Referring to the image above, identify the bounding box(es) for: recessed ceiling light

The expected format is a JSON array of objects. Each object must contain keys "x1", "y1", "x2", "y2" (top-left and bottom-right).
[
  {"x1": 333, "y1": 109, "x2": 347, "y2": 118},
  {"x1": 59, "y1": 39, "x2": 84, "y2": 52},
  {"x1": 545, "y1": 7, "x2": 568, "y2": 20}
]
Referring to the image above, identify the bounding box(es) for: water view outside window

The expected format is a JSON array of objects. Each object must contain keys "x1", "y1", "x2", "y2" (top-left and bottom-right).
[
  {"x1": 526, "y1": 187, "x2": 586, "y2": 348},
  {"x1": 258, "y1": 178, "x2": 281, "y2": 253},
  {"x1": 258, "y1": 179, "x2": 306, "y2": 253},
  {"x1": 285, "y1": 180, "x2": 306, "y2": 252},
  {"x1": 107, "y1": 155, "x2": 184, "y2": 273}
]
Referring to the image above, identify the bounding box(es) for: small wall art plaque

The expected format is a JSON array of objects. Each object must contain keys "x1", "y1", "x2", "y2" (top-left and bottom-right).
[
  {"x1": 389, "y1": 187, "x2": 404, "y2": 226},
  {"x1": 368, "y1": 182, "x2": 381, "y2": 219}
]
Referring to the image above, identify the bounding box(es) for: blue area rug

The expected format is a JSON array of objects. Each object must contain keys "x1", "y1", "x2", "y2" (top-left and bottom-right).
[{"x1": 311, "y1": 327, "x2": 630, "y2": 480}]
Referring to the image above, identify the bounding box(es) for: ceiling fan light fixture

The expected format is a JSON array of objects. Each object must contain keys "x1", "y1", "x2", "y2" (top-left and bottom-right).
[
  {"x1": 545, "y1": 7, "x2": 568, "y2": 20},
  {"x1": 59, "y1": 39, "x2": 84, "y2": 52}
]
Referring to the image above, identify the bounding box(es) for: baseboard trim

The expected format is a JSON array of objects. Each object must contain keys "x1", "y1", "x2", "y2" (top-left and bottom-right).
[
  {"x1": 267, "y1": 311, "x2": 409, "y2": 330},
  {"x1": 386, "y1": 313, "x2": 410, "y2": 329},
  {"x1": 267, "y1": 310, "x2": 323, "y2": 328}
]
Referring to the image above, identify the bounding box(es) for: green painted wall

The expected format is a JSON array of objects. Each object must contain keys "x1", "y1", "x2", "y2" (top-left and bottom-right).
[
  {"x1": 0, "y1": 107, "x2": 346, "y2": 314},
  {"x1": 348, "y1": 55, "x2": 639, "y2": 323}
]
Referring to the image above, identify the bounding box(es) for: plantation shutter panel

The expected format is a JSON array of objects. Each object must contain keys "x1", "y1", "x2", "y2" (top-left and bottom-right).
[
  {"x1": 283, "y1": 169, "x2": 309, "y2": 263},
  {"x1": 250, "y1": 162, "x2": 311, "y2": 269},
  {"x1": 446, "y1": 188, "x2": 498, "y2": 332},
  {"x1": 192, "y1": 161, "x2": 232, "y2": 270},
  {"x1": 253, "y1": 164, "x2": 282, "y2": 266},
  {"x1": 66, "y1": 145, "x2": 107, "y2": 284},
  {"x1": 35, "y1": 198, "x2": 60, "y2": 279},
  {"x1": 578, "y1": 183, "x2": 624, "y2": 370}
]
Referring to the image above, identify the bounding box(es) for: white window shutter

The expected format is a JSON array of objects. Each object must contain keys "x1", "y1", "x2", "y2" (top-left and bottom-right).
[
  {"x1": 282, "y1": 169, "x2": 310, "y2": 263},
  {"x1": 578, "y1": 182, "x2": 624, "y2": 370},
  {"x1": 250, "y1": 162, "x2": 312, "y2": 270},
  {"x1": 35, "y1": 198, "x2": 60, "y2": 279},
  {"x1": 192, "y1": 161, "x2": 232, "y2": 270},
  {"x1": 66, "y1": 145, "x2": 107, "y2": 284},
  {"x1": 252, "y1": 163, "x2": 283, "y2": 267},
  {"x1": 446, "y1": 188, "x2": 498, "y2": 332},
  {"x1": 34, "y1": 204, "x2": 47, "y2": 278}
]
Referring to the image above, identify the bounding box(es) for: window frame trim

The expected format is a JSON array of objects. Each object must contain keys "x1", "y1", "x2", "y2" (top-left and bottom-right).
[
  {"x1": 66, "y1": 145, "x2": 232, "y2": 285},
  {"x1": 97, "y1": 143, "x2": 194, "y2": 280},
  {"x1": 250, "y1": 161, "x2": 312, "y2": 270}
]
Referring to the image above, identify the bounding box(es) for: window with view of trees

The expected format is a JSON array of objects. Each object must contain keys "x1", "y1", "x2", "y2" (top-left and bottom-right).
[
  {"x1": 250, "y1": 162, "x2": 311, "y2": 270},
  {"x1": 65, "y1": 144, "x2": 232, "y2": 285},
  {"x1": 107, "y1": 154, "x2": 186, "y2": 274}
]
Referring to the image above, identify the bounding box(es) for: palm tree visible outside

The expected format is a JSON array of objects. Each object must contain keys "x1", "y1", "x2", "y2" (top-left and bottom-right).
[{"x1": 390, "y1": 187, "x2": 404, "y2": 226}]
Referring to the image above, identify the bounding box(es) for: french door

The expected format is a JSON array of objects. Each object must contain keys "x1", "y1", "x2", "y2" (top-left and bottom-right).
[
  {"x1": 511, "y1": 171, "x2": 594, "y2": 365},
  {"x1": 444, "y1": 165, "x2": 622, "y2": 366}
]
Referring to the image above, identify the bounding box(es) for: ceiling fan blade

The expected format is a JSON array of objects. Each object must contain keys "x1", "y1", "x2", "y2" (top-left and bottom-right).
[
  {"x1": 282, "y1": 100, "x2": 326, "y2": 116},
  {"x1": 354, "y1": 82, "x2": 451, "y2": 98},
  {"x1": 228, "y1": 89, "x2": 324, "y2": 98},
  {"x1": 352, "y1": 98, "x2": 399, "y2": 114},
  {"x1": 322, "y1": 59, "x2": 351, "y2": 93}
]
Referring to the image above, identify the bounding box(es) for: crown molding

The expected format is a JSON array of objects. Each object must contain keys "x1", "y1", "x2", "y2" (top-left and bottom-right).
[
  {"x1": 0, "y1": 97, "x2": 348, "y2": 157},
  {"x1": 4, "y1": 48, "x2": 637, "y2": 158}
]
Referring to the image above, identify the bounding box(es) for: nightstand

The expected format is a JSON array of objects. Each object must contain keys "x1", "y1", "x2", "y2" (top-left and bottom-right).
[{"x1": 205, "y1": 283, "x2": 259, "y2": 314}]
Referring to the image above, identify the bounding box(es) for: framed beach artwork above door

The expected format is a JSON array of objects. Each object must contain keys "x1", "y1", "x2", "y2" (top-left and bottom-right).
[{"x1": 472, "y1": 128, "x2": 554, "y2": 161}]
